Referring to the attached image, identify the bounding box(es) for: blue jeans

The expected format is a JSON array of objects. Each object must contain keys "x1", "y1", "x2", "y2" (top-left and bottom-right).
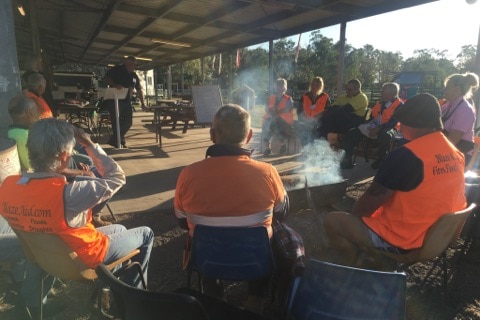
[
  {"x1": 98, "y1": 224, "x2": 154, "y2": 288},
  {"x1": 0, "y1": 217, "x2": 55, "y2": 307}
]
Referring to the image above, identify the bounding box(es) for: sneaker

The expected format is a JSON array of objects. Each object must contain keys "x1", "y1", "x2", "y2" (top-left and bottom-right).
[
  {"x1": 93, "y1": 215, "x2": 112, "y2": 227},
  {"x1": 263, "y1": 147, "x2": 272, "y2": 157}
]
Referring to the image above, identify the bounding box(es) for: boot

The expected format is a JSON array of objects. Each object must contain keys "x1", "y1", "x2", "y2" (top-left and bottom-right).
[{"x1": 340, "y1": 155, "x2": 355, "y2": 169}]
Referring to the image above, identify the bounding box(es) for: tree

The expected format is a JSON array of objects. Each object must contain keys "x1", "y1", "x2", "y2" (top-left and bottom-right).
[
  {"x1": 376, "y1": 51, "x2": 403, "y2": 84},
  {"x1": 272, "y1": 38, "x2": 296, "y2": 80},
  {"x1": 305, "y1": 31, "x2": 338, "y2": 92},
  {"x1": 456, "y1": 45, "x2": 477, "y2": 72}
]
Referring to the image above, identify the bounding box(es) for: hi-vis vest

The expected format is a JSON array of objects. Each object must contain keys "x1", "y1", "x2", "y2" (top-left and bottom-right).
[
  {"x1": 362, "y1": 132, "x2": 466, "y2": 250},
  {"x1": 264, "y1": 94, "x2": 294, "y2": 124},
  {"x1": 370, "y1": 98, "x2": 403, "y2": 124},
  {"x1": 24, "y1": 90, "x2": 53, "y2": 119},
  {"x1": 0, "y1": 175, "x2": 109, "y2": 268},
  {"x1": 302, "y1": 93, "x2": 329, "y2": 118}
]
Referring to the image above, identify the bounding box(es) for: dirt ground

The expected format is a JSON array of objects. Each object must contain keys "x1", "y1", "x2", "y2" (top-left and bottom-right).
[{"x1": 2, "y1": 180, "x2": 480, "y2": 319}]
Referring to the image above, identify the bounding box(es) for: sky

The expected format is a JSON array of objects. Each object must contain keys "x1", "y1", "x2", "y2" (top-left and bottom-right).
[{"x1": 251, "y1": 0, "x2": 480, "y2": 60}]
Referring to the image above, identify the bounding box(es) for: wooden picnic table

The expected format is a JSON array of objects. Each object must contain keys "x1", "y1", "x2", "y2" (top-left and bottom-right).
[
  {"x1": 56, "y1": 100, "x2": 99, "y2": 135},
  {"x1": 143, "y1": 103, "x2": 196, "y2": 147}
]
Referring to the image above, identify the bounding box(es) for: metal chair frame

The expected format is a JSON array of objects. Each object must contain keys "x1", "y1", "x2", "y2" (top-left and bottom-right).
[
  {"x1": 12, "y1": 229, "x2": 145, "y2": 320},
  {"x1": 186, "y1": 225, "x2": 275, "y2": 294},
  {"x1": 287, "y1": 258, "x2": 407, "y2": 320}
]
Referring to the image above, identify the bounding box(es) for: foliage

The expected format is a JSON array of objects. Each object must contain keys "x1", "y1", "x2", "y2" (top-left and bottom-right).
[{"x1": 154, "y1": 33, "x2": 477, "y2": 100}]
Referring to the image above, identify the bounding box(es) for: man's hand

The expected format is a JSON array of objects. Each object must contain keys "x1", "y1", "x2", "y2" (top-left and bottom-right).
[
  {"x1": 352, "y1": 181, "x2": 394, "y2": 217},
  {"x1": 61, "y1": 167, "x2": 95, "y2": 179},
  {"x1": 72, "y1": 126, "x2": 94, "y2": 148}
]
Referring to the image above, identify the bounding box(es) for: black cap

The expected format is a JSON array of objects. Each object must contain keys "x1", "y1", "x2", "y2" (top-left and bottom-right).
[{"x1": 393, "y1": 93, "x2": 443, "y2": 130}]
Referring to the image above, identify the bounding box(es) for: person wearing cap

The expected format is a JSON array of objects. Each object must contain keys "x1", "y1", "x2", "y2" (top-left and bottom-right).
[{"x1": 324, "y1": 93, "x2": 467, "y2": 267}]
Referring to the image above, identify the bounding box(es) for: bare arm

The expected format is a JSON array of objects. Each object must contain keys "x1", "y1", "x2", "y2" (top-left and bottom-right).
[
  {"x1": 445, "y1": 129, "x2": 464, "y2": 146},
  {"x1": 352, "y1": 181, "x2": 395, "y2": 217},
  {"x1": 136, "y1": 87, "x2": 147, "y2": 109}
]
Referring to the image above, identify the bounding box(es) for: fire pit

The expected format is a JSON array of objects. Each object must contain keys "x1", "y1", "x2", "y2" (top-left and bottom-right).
[
  {"x1": 282, "y1": 174, "x2": 347, "y2": 210},
  {"x1": 282, "y1": 174, "x2": 308, "y2": 211},
  {"x1": 307, "y1": 179, "x2": 348, "y2": 208}
]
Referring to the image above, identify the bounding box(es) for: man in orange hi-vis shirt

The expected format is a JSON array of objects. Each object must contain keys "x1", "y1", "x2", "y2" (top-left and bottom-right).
[
  {"x1": 23, "y1": 72, "x2": 53, "y2": 119},
  {"x1": 175, "y1": 104, "x2": 294, "y2": 313},
  {"x1": 325, "y1": 93, "x2": 466, "y2": 267}
]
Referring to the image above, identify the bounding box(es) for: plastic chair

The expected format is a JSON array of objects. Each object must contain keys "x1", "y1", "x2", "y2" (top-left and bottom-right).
[
  {"x1": 96, "y1": 264, "x2": 210, "y2": 320},
  {"x1": 12, "y1": 229, "x2": 145, "y2": 320},
  {"x1": 287, "y1": 259, "x2": 407, "y2": 320},
  {"x1": 187, "y1": 225, "x2": 274, "y2": 291},
  {"x1": 373, "y1": 203, "x2": 476, "y2": 297}
]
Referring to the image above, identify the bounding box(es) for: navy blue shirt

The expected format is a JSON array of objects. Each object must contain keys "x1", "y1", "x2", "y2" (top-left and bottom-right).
[
  {"x1": 374, "y1": 146, "x2": 424, "y2": 192},
  {"x1": 104, "y1": 64, "x2": 141, "y2": 99}
]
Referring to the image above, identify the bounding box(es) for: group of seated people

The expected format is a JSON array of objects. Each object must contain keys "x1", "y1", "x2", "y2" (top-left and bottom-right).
[
  {"x1": 1, "y1": 69, "x2": 479, "y2": 319},
  {"x1": 261, "y1": 72, "x2": 480, "y2": 172},
  {"x1": 261, "y1": 77, "x2": 370, "y2": 157},
  {"x1": 1, "y1": 102, "x2": 301, "y2": 317}
]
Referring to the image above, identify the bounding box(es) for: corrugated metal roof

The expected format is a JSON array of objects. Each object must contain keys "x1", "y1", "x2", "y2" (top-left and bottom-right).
[{"x1": 13, "y1": 0, "x2": 439, "y2": 69}]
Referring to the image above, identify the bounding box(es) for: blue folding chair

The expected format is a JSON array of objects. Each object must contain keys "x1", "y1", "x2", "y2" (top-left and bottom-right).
[
  {"x1": 288, "y1": 259, "x2": 407, "y2": 320},
  {"x1": 96, "y1": 264, "x2": 209, "y2": 320},
  {"x1": 187, "y1": 225, "x2": 275, "y2": 291}
]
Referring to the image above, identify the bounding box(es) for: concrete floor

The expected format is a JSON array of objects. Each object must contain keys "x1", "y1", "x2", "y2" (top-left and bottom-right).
[{"x1": 100, "y1": 110, "x2": 377, "y2": 217}]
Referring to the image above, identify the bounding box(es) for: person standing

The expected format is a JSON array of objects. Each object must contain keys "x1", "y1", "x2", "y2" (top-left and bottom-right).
[
  {"x1": 441, "y1": 72, "x2": 479, "y2": 164},
  {"x1": 104, "y1": 56, "x2": 147, "y2": 148}
]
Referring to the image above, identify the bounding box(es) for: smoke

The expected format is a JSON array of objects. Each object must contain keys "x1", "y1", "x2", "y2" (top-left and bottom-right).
[{"x1": 294, "y1": 139, "x2": 344, "y2": 189}]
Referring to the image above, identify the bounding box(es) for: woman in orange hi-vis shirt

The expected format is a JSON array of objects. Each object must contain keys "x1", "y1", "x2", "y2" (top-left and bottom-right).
[{"x1": 296, "y1": 76, "x2": 331, "y2": 146}]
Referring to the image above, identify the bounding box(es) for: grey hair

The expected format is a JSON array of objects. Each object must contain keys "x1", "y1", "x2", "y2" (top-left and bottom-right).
[
  {"x1": 8, "y1": 95, "x2": 37, "y2": 116},
  {"x1": 381, "y1": 82, "x2": 400, "y2": 97},
  {"x1": 27, "y1": 118, "x2": 75, "y2": 172},
  {"x1": 27, "y1": 72, "x2": 46, "y2": 89},
  {"x1": 276, "y1": 78, "x2": 287, "y2": 91},
  {"x1": 212, "y1": 104, "x2": 250, "y2": 146}
]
